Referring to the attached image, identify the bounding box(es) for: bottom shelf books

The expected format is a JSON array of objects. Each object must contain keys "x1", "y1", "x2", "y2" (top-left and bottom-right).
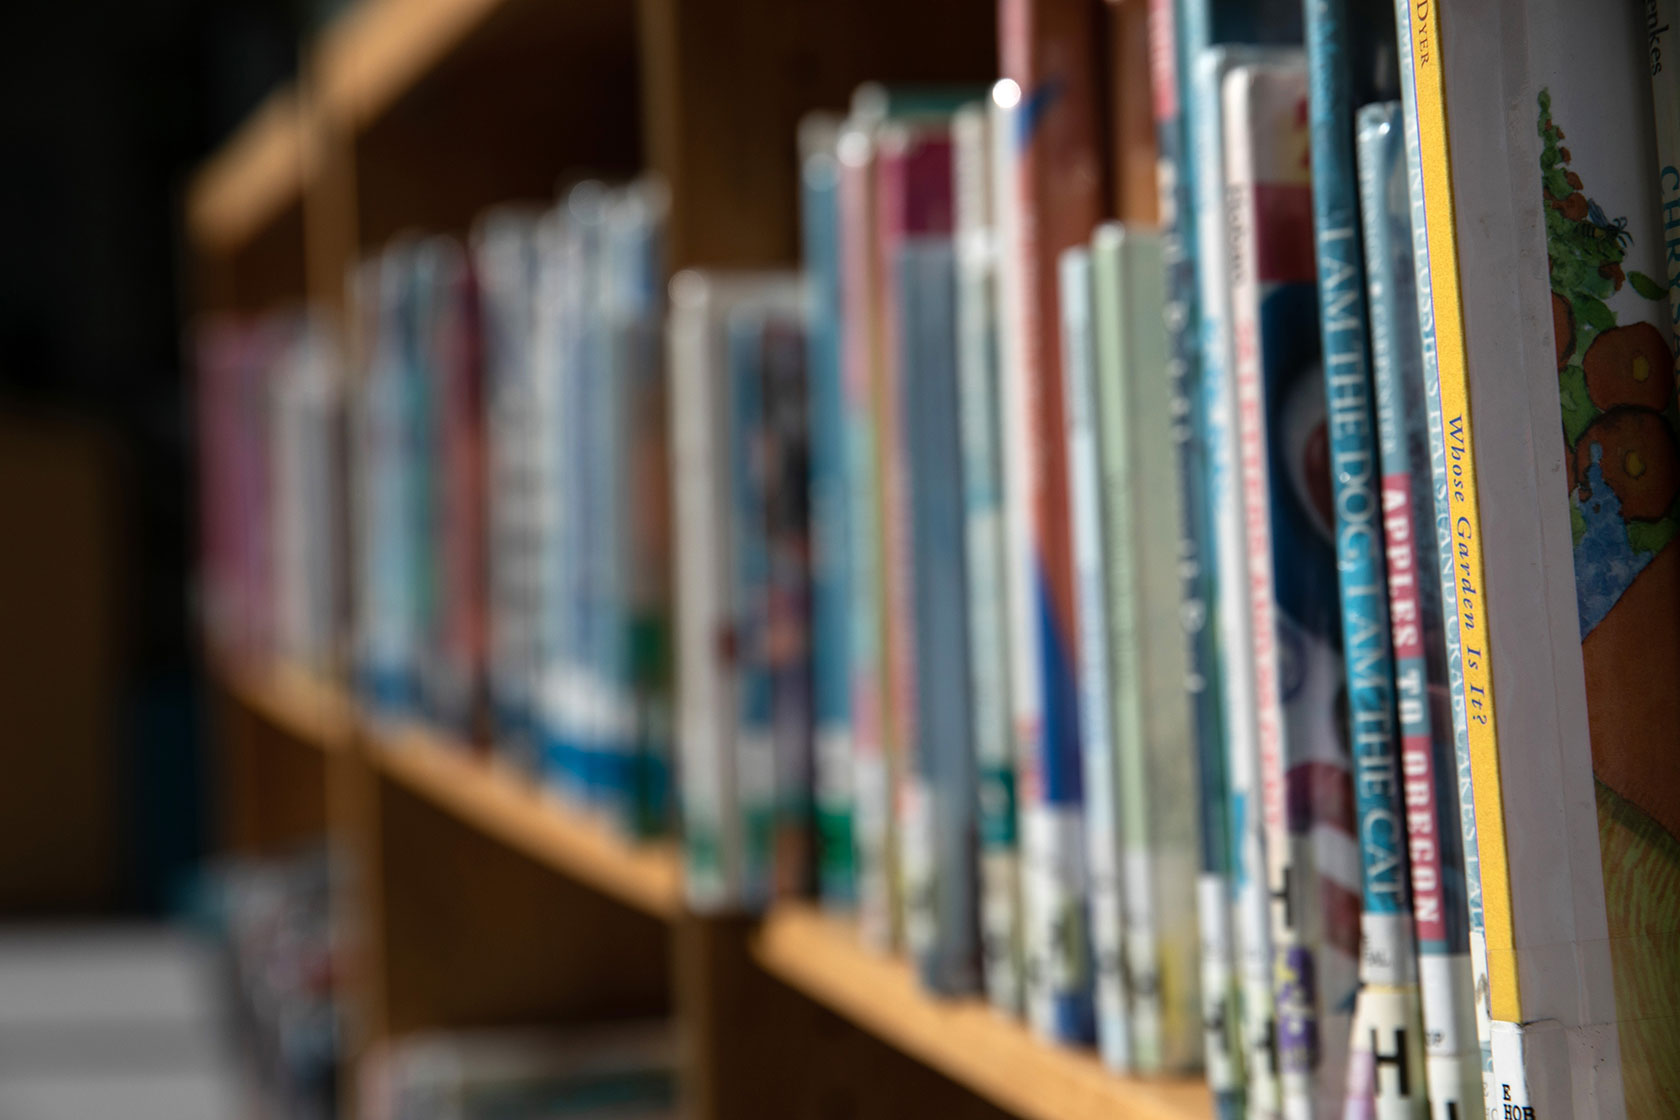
[{"x1": 360, "y1": 1022, "x2": 677, "y2": 1120}]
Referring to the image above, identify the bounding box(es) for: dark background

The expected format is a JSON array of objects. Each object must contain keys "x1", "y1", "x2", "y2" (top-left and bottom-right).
[{"x1": 0, "y1": 0, "x2": 342, "y2": 914}]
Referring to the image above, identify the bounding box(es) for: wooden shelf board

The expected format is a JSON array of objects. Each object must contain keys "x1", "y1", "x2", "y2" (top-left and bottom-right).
[
  {"x1": 316, "y1": 0, "x2": 514, "y2": 132},
  {"x1": 369, "y1": 723, "x2": 682, "y2": 922},
  {"x1": 754, "y1": 905, "x2": 1212, "y2": 1120},
  {"x1": 214, "y1": 656, "x2": 353, "y2": 752},
  {"x1": 187, "y1": 88, "x2": 307, "y2": 255}
]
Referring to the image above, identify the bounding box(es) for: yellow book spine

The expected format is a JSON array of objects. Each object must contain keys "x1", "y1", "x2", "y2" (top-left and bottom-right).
[{"x1": 1403, "y1": 0, "x2": 1519, "y2": 1025}]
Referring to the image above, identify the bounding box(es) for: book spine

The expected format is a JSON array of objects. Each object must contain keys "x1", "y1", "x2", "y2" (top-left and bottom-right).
[
  {"x1": 957, "y1": 99, "x2": 1025, "y2": 1016},
  {"x1": 477, "y1": 217, "x2": 541, "y2": 771},
  {"x1": 999, "y1": 0, "x2": 1104, "y2": 1046},
  {"x1": 668, "y1": 276, "x2": 741, "y2": 910},
  {"x1": 1061, "y1": 245, "x2": 1132, "y2": 1070},
  {"x1": 548, "y1": 214, "x2": 591, "y2": 801},
  {"x1": 727, "y1": 311, "x2": 777, "y2": 910},
  {"x1": 1225, "y1": 60, "x2": 1363, "y2": 1120},
  {"x1": 875, "y1": 132, "x2": 921, "y2": 954},
  {"x1": 1305, "y1": 3, "x2": 1428, "y2": 1116},
  {"x1": 760, "y1": 316, "x2": 814, "y2": 899},
  {"x1": 801, "y1": 130, "x2": 858, "y2": 907},
  {"x1": 1650, "y1": 0, "x2": 1680, "y2": 362},
  {"x1": 609, "y1": 184, "x2": 675, "y2": 839},
  {"x1": 1390, "y1": 1, "x2": 1496, "y2": 1108},
  {"x1": 1356, "y1": 102, "x2": 1483, "y2": 1120},
  {"x1": 1101, "y1": 226, "x2": 1205, "y2": 1076},
  {"x1": 899, "y1": 237, "x2": 981, "y2": 996},
  {"x1": 1148, "y1": 0, "x2": 1242, "y2": 1106},
  {"x1": 1194, "y1": 44, "x2": 1280, "y2": 1118},
  {"x1": 837, "y1": 127, "x2": 898, "y2": 948}
]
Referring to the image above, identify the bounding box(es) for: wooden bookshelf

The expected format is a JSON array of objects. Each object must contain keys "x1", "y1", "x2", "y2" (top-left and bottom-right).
[
  {"x1": 212, "y1": 656, "x2": 353, "y2": 753},
  {"x1": 186, "y1": 88, "x2": 307, "y2": 256},
  {"x1": 755, "y1": 905, "x2": 1212, "y2": 1120},
  {"x1": 368, "y1": 722, "x2": 682, "y2": 921},
  {"x1": 188, "y1": 2, "x2": 1215, "y2": 1118}
]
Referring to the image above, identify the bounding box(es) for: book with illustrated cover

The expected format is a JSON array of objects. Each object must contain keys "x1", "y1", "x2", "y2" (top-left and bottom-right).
[
  {"x1": 998, "y1": 0, "x2": 1106, "y2": 1046},
  {"x1": 474, "y1": 210, "x2": 544, "y2": 773},
  {"x1": 955, "y1": 97, "x2": 1024, "y2": 1016},
  {"x1": 1356, "y1": 101, "x2": 1481, "y2": 1120},
  {"x1": 1060, "y1": 245, "x2": 1131, "y2": 1068},
  {"x1": 1302, "y1": 3, "x2": 1426, "y2": 1116},
  {"x1": 1223, "y1": 59, "x2": 1361, "y2": 1119},
  {"x1": 897, "y1": 234, "x2": 980, "y2": 997},
  {"x1": 1194, "y1": 40, "x2": 1301, "y2": 1118},
  {"x1": 1091, "y1": 224, "x2": 1204, "y2": 1077},
  {"x1": 1401, "y1": 0, "x2": 1680, "y2": 1112},
  {"x1": 799, "y1": 114, "x2": 858, "y2": 908},
  {"x1": 1647, "y1": 1, "x2": 1680, "y2": 363}
]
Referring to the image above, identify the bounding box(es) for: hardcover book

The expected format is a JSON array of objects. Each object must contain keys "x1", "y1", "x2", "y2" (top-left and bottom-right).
[
  {"x1": 1223, "y1": 58, "x2": 1360, "y2": 1119},
  {"x1": 1401, "y1": 0, "x2": 1680, "y2": 1112},
  {"x1": 1092, "y1": 223, "x2": 1204, "y2": 1077}
]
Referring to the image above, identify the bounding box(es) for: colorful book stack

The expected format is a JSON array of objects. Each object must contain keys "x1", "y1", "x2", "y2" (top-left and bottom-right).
[{"x1": 196, "y1": 0, "x2": 1680, "y2": 1113}]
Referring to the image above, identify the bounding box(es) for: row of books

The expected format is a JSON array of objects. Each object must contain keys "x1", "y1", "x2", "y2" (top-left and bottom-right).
[
  {"x1": 195, "y1": 0, "x2": 1679, "y2": 1116},
  {"x1": 346, "y1": 184, "x2": 676, "y2": 839}
]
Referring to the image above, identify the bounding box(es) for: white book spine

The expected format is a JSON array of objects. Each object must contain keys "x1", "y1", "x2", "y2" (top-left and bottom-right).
[{"x1": 1194, "y1": 46, "x2": 1286, "y2": 1119}]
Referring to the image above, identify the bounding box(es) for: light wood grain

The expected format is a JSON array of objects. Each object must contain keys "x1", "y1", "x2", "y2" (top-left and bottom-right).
[
  {"x1": 368, "y1": 721, "x2": 682, "y2": 921},
  {"x1": 754, "y1": 904, "x2": 1213, "y2": 1120},
  {"x1": 187, "y1": 88, "x2": 307, "y2": 255},
  {"x1": 214, "y1": 656, "x2": 354, "y2": 752}
]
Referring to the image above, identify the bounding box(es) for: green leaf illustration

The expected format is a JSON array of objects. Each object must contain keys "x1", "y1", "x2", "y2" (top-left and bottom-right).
[{"x1": 1628, "y1": 271, "x2": 1669, "y2": 301}]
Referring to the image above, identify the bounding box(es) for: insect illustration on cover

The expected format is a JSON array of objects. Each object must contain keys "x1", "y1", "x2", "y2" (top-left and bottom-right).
[{"x1": 1584, "y1": 198, "x2": 1633, "y2": 250}]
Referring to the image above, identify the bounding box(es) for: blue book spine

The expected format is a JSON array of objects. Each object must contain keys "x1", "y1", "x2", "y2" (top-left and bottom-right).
[
  {"x1": 801, "y1": 135, "x2": 859, "y2": 908},
  {"x1": 1151, "y1": 1, "x2": 1242, "y2": 1110},
  {"x1": 898, "y1": 238, "x2": 981, "y2": 996},
  {"x1": 1304, "y1": 2, "x2": 1426, "y2": 1115},
  {"x1": 1357, "y1": 100, "x2": 1481, "y2": 1120}
]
